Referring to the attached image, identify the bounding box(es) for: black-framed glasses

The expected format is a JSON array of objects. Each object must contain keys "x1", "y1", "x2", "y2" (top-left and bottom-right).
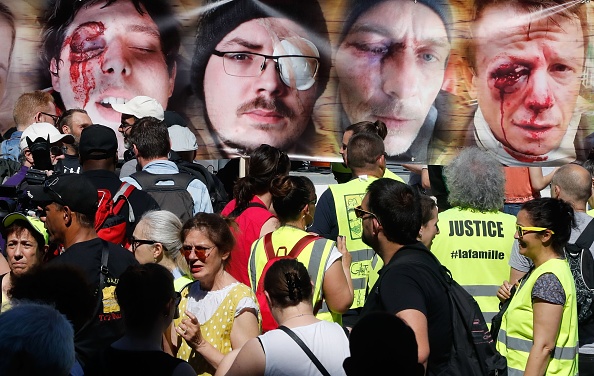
[
  {"x1": 129, "y1": 236, "x2": 157, "y2": 253},
  {"x1": 39, "y1": 112, "x2": 59, "y2": 125},
  {"x1": 353, "y1": 205, "x2": 380, "y2": 223},
  {"x1": 212, "y1": 50, "x2": 320, "y2": 90},
  {"x1": 182, "y1": 244, "x2": 215, "y2": 262},
  {"x1": 516, "y1": 225, "x2": 554, "y2": 238},
  {"x1": 173, "y1": 291, "x2": 182, "y2": 307},
  {"x1": 310, "y1": 196, "x2": 317, "y2": 205}
]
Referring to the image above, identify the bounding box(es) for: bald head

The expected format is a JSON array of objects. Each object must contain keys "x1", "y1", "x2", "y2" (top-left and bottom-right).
[{"x1": 551, "y1": 164, "x2": 592, "y2": 207}]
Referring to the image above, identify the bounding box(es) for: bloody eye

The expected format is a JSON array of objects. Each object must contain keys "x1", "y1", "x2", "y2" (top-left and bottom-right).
[
  {"x1": 491, "y1": 63, "x2": 530, "y2": 94},
  {"x1": 69, "y1": 23, "x2": 106, "y2": 61}
]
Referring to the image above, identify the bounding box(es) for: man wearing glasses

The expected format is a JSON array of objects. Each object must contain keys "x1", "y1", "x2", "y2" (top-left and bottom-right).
[
  {"x1": 191, "y1": 0, "x2": 331, "y2": 158},
  {"x1": 505, "y1": 163, "x2": 594, "y2": 375},
  {"x1": 1, "y1": 91, "x2": 58, "y2": 161},
  {"x1": 27, "y1": 173, "x2": 138, "y2": 373}
]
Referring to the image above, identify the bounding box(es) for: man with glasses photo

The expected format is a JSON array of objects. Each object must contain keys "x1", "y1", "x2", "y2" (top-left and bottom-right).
[{"x1": 190, "y1": 0, "x2": 331, "y2": 158}]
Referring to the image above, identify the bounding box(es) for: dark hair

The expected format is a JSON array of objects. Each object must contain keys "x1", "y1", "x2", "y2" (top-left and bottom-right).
[
  {"x1": 115, "y1": 263, "x2": 175, "y2": 336},
  {"x1": 581, "y1": 158, "x2": 594, "y2": 177},
  {"x1": 2, "y1": 220, "x2": 46, "y2": 253},
  {"x1": 264, "y1": 258, "x2": 313, "y2": 309},
  {"x1": 0, "y1": 3, "x2": 15, "y2": 64},
  {"x1": 232, "y1": 144, "x2": 291, "y2": 213},
  {"x1": 367, "y1": 179, "x2": 421, "y2": 244},
  {"x1": 269, "y1": 176, "x2": 315, "y2": 223},
  {"x1": 419, "y1": 194, "x2": 437, "y2": 226},
  {"x1": 128, "y1": 117, "x2": 170, "y2": 159},
  {"x1": 56, "y1": 108, "x2": 88, "y2": 132},
  {"x1": 521, "y1": 197, "x2": 575, "y2": 256},
  {"x1": 347, "y1": 132, "x2": 385, "y2": 170},
  {"x1": 40, "y1": 0, "x2": 180, "y2": 79},
  {"x1": 467, "y1": 0, "x2": 587, "y2": 73},
  {"x1": 345, "y1": 120, "x2": 387, "y2": 140},
  {"x1": 9, "y1": 263, "x2": 95, "y2": 332},
  {"x1": 181, "y1": 213, "x2": 236, "y2": 257},
  {"x1": 52, "y1": 202, "x2": 96, "y2": 228}
]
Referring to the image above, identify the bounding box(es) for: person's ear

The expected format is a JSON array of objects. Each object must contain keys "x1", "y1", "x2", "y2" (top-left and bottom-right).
[
  {"x1": 50, "y1": 58, "x2": 61, "y2": 91},
  {"x1": 264, "y1": 290, "x2": 272, "y2": 308},
  {"x1": 63, "y1": 206, "x2": 73, "y2": 225},
  {"x1": 167, "y1": 62, "x2": 177, "y2": 97},
  {"x1": 153, "y1": 242, "x2": 164, "y2": 261}
]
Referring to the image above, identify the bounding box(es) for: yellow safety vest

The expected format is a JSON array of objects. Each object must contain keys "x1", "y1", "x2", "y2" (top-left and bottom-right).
[
  {"x1": 432, "y1": 208, "x2": 516, "y2": 325},
  {"x1": 248, "y1": 226, "x2": 340, "y2": 324},
  {"x1": 497, "y1": 258, "x2": 578, "y2": 376},
  {"x1": 330, "y1": 176, "x2": 379, "y2": 309}
]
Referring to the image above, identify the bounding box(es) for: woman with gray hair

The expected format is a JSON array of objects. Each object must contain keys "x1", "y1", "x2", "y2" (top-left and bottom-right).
[{"x1": 128, "y1": 210, "x2": 192, "y2": 291}]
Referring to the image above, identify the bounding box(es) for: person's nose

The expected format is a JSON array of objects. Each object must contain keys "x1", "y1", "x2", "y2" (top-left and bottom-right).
[
  {"x1": 381, "y1": 50, "x2": 420, "y2": 100},
  {"x1": 101, "y1": 38, "x2": 131, "y2": 76},
  {"x1": 13, "y1": 244, "x2": 23, "y2": 259},
  {"x1": 524, "y1": 70, "x2": 554, "y2": 115},
  {"x1": 256, "y1": 59, "x2": 287, "y2": 97}
]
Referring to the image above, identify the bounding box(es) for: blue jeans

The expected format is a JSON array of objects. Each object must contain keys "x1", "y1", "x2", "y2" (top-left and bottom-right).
[{"x1": 502, "y1": 203, "x2": 522, "y2": 217}]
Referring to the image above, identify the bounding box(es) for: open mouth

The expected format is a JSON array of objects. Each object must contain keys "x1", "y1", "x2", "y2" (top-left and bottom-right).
[{"x1": 99, "y1": 97, "x2": 127, "y2": 108}]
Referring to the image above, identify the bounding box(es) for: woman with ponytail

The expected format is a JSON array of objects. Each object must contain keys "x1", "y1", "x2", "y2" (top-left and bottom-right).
[
  {"x1": 217, "y1": 259, "x2": 350, "y2": 376},
  {"x1": 221, "y1": 144, "x2": 291, "y2": 285}
]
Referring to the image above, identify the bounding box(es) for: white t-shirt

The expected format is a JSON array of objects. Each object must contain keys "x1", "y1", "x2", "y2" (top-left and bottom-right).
[{"x1": 259, "y1": 321, "x2": 349, "y2": 376}]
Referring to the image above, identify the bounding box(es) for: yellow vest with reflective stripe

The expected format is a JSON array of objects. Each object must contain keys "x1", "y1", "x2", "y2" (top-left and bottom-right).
[
  {"x1": 247, "y1": 226, "x2": 340, "y2": 324},
  {"x1": 431, "y1": 208, "x2": 516, "y2": 325},
  {"x1": 330, "y1": 176, "x2": 380, "y2": 309},
  {"x1": 496, "y1": 258, "x2": 578, "y2": 376}
]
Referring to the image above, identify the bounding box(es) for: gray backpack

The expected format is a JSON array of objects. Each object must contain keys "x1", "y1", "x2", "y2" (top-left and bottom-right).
[{"x1": 130, "y1": 171, "x2": 194, "y2": 223}]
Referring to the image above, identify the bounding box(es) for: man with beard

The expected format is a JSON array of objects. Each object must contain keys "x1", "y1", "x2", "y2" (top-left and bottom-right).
[
  {"x1": 358, "y1": 178, "x2": 452, "y2": 374},
  {"x1": 310, "y1": 131, "x2": 399, "y2": 328},
  {"x1": 335, "y1": 0, "x2": 452, "y2": 163},
  {"x1": 191, "y1": 0, "x2": 331, "y2": 158},
  {"x1": 57, "y1": 108, "x2": 93, "y2": 174},
  {"x1": 40, "y1": 0, "x2": 180, "y2": 158}
]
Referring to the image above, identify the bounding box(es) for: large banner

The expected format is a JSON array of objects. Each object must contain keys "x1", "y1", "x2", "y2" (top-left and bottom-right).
[{"x1": 0, "y1": 0, "x2": 592, "y2": 166}]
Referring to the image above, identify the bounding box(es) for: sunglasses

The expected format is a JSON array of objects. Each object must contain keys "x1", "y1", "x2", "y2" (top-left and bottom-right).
[
  {"x1": 182, "y1": 244, "x2": 215, "y2": 262},
  {"x1": 129, "y1": 236, "x2": 157, "y2": 253},
  {"x1": 516, "y1": 225, "x2": 554, "y2": 238},
  {"x1": 353, "y1": 205, "x2": 379, "y2": 222}
]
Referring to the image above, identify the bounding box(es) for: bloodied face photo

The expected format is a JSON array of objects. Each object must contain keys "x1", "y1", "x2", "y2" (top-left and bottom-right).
[
  {"x1": 40, "y1": 0, "x2": 179, "y2": 156},
  {"x1": 467, "y1": 1, "x2": 586, "y2": 165}
]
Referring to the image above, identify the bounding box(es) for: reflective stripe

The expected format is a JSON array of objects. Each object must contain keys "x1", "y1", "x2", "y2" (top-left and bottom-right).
[
  {"x1": 482, "y1": 311, "x2": 497, "y2": 324},
  {"x1": 463, "y1": 285, "x2": 500, "y2": 297},
  {"x1": 371, "y1": 254, "x2": 380, "y2": 269},
  {"x1": 351, "y1": 278, "x2": 366, "y2": 290},
  {"x1": 350, "y1": 248, "x2": 373, "y2": 262},
  {"x1": 499, "y1": 329, "x2": 578, "y2": 360},
  {"x1": 507, "y1": 367, "x2": 524, "y2": 376},
  {"x1": 305, "y1": 239, "x2": 325, "y2": 286}
]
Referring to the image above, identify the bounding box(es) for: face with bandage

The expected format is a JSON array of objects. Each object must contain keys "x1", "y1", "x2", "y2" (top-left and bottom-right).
[
  {"x1": 469, "y1": 3, "x2": 585, "y2": 161},
  {"x1": 202, "y1": 17, "x2": 320, "y2": 152}
]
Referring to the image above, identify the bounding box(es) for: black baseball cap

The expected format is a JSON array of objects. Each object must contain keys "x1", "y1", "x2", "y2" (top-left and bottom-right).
[
  {"x1": 27, "y1": 174, "x2": 98, "y2": 215},
  {"x1": 79, "y1": 124, "x2": 118, "y2": 161}
]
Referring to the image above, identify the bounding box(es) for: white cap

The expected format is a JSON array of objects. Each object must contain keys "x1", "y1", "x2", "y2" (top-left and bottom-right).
[
  {"x1": 20, "y1": 122, "x2": 75, "y2": 151},
  {"x1": 168, "y1": 125, "x2": 198, "y2": 152},
  {"x1": 111, "y1": 96, "x2": 165, "y2": 120}
]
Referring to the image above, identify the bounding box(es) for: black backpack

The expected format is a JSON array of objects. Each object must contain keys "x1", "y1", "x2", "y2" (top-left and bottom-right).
[
  {"x1": 564, "y1": 218, "x2": 594, "y2": 323},
  {"x1": 386, "y1": 251, "x2": 507, "y2": 376},
  {"x1": 174, "y1": 160, "x2": 229, "y2": 214},
  {"x1": 130, "y1": 171, "x2": 194, "y2": 223}
]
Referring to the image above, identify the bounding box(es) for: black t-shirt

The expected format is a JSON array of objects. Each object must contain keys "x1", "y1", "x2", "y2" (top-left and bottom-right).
[
  {"x1": 83, "y1": 169, "x2": 160, "y2": 239},
  {"x1": 86, "y1": 347, "x2": 185, "y2": 376},
  {"x1": 362, "y1": 243, "x2": 452, "y2": 376},
  {"x1": 308, "y1": 188, "x2": 338, "y2": 241},
  {"x1": 59, "y1": 153, "x2": 82, "y2": 174},
  {"x1": 50, "y1": 237, "x2": 139, "y2": 369}
]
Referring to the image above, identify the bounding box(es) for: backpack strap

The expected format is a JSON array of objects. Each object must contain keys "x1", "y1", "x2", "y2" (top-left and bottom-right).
[
  {"x1": 130, "y1": 171, "x2": 195, "y2": 190},
  {"x1": 263, "y1": 232, "x2": 322, "y2": 260},
  {"x1": 574, "y1": 218, "x2": 594, "y2": 250},
  {"x1": 112, "y1": 182, "x2": 136, "y2": 222},
  {"x1": 278, "y1": 325, "x2": 331, "y2": 376}
]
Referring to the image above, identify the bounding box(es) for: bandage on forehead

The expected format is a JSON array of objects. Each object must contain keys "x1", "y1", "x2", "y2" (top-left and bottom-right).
[{"x1": 274, "y1": 38, "x2": 319, "y2": 91}]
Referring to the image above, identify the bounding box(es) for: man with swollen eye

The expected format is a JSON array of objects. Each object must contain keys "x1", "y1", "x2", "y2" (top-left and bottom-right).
[
  {"x1": 335, "y1": 0, "x2": 452, "y2": 163},
  {"x1": 191, "y1": 0, "x2": 331, "y2": 158},
  {"x1": 464, "y1": 0, "x2": 589, "y2": 166},
  {"x1": 39, "y1": 0, "x2": 180, "y2": 159}
]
